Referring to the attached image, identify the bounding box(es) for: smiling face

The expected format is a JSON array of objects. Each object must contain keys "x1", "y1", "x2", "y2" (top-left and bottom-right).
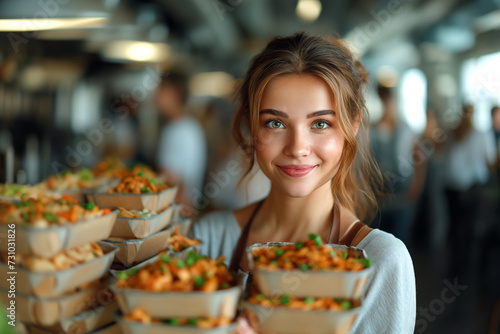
[{"x1": 256, "y1": 74, "x2": 351, "y2": 198}]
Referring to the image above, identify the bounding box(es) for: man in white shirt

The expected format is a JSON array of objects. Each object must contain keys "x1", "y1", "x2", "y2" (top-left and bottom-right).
[{"x1": 156, "y1": 71, "x2": 207, "y2": 209}]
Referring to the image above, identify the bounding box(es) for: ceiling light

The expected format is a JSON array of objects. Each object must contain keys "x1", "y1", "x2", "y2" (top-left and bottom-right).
[
  {"x1": 296, "y1": 0, "x2": 322, "y2": 22},
  {"x1": 0, "y1": 0, "x2": 109, "y2": 31},
  {"x1": 102, "y1": 41, "x2": 170, "y2": 63},
  {"x1": 0, "y1": 17, "x2": 107, "y2": 32}
]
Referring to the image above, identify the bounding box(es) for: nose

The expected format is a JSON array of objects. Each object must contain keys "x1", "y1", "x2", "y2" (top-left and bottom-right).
[{"x1": 284, "y1": 128, "x2": 310, "y2": 158}]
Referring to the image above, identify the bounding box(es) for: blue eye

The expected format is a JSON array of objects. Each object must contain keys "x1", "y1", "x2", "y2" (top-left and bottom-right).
[
  {"x1": 312, "y1": 120, "x2": 329, "y2": 129},
  {"x1": 266, "y1": 120, "x2": 284, "y2": 129}
]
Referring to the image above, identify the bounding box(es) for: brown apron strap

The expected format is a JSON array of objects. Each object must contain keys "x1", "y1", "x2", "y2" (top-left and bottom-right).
[
  {"x1": 339, "y1": 221, "x2": 366, "y2": 246},
  {"x1": 327, "y1": 204, "x2": 340, "y2": 244},
  {"x1": 229, "y1": 200, "x2": 264, "y2": 273}
]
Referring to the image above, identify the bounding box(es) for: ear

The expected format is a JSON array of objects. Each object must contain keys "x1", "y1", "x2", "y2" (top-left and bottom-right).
[{"x1": 352, "y1": 112, "x2": 361, "y2": 136}]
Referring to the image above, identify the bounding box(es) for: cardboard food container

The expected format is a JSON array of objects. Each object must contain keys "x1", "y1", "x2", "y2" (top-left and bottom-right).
[
  {"x1": 167, "y1": 243, "x2": 202, "y2": 261},
  {"x1": 93, "y1": 186, "x2": 179, "y2": 212},
  {"x1": 0, "y1": 279, "x2": 110, "y2": 327},
  {"x1": 111, "y1": 205, "x2": 175, "y2": 239},
  {"x1": 173, "y1": 217, "x2": 193, "y2": 236},
  {"x1": 116, "y1": 315, "x2": 237, "y2": 334},
  {"x1": 0, "y1": 242, "x2": 118, "y2": 298},
  {"x1": 111, "y1": 280, "x2": 241, "y2": 319},
  {"x1": 0, "y1": 209, "x2": 118, "y2": 258},
  {"x1": 110, "y1": 254, "x2": 160, "y2": 279},
  {"x1": 24, "y1": 301, "x2": 118, "y2": 333},
  {"x1": 86, "y1": 178, "x2": 121, "y2": 203},
  {"x1": 243, "y1": 301, "x2": 360, "y2": 334},
  {"x1": 91, "y1": 323, "x2": 122, "y2": 334},
  {"x1": 247, "y1": 242, "x2": 373, "y2": 299},
  {"x1": 104, "y1": 227, "x2": 174, "y2": 267}
]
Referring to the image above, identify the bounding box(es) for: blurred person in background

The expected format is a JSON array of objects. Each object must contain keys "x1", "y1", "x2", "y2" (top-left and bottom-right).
[
  {"x1": 155, "y1": 71, "x2": 207, "y2": 210},
  {"x1": 200, "y1": 97, "x2": 271, "y2": 211},
  {"x1": 492, "y1": 106, "x2": 500, "y2": 180},
  {"x1": 412, "y1": 109, "x2": 449, "y2": 252},
  {"x1": 444, "y1": 104, "x2": 496, "y2": 278},
  {"x1": 369, "y1": 84, "x2": 423, "y2": 245}
]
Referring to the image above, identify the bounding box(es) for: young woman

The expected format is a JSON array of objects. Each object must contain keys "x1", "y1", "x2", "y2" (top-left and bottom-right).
[{"x1": 192, "y1": 32, "x2": 416, "y2": 333}]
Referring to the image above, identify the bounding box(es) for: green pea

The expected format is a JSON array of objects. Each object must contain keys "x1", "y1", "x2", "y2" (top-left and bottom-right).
[
  {"x1": 194, "y1": 276, "x2": 205, "y2": 287},
  {"x1": 299, "y1": 263, "x2": 309, "y2": 271},
  {"x1": 162, "y1": 254, "x2": 171, "y2": 264},
  {"x1": 304, "y1": 297, "x2": 314, "y2": 305},
  {"x1": 176, "y1": 260, "x2": 185, "y2": 269},
  {"x1": 341, "y1": 300, "x2": 352, "y2": 310},
  {"x1": 279, "y1": 295, "x2": 290, "y2": 305}
]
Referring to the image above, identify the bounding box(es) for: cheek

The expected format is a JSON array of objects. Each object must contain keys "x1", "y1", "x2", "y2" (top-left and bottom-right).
[
  {"x1": 316, "y1": 135, "x2": 344, "y2": 163},
  {"x1": 256, "y1": 129, "x2": 285, "y2": 166}
]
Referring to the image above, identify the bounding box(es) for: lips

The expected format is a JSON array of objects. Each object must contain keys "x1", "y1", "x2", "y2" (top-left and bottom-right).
[{"x1": 278, "y1": 165, "x2": 316, "y2": 178}]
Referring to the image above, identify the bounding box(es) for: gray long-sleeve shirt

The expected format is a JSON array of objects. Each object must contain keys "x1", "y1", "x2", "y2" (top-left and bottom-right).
[{"x1": 192, "y1": 211, "x2": 416, "y2": 334}]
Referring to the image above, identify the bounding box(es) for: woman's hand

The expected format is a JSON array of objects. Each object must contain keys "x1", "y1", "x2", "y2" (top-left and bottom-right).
[{"x1": 236, "y1": 315, "x2": 257, "y2": 334}]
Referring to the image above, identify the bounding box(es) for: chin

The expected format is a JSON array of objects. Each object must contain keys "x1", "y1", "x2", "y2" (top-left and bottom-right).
[{"x1": 277, "y1": 181, "x2": 319, "y2": 198}]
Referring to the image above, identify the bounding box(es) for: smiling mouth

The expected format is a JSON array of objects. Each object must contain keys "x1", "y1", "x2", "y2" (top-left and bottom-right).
[{"x1": 277, "y1": 165, "x2": 317, "y2": 178}]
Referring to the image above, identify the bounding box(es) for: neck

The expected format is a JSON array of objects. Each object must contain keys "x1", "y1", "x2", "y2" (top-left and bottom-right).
[{"x1": 256, "y1": 182, "x2": 334, "y2": 238}]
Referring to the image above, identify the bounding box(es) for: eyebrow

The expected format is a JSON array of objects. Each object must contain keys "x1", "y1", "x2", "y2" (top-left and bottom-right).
[{"x1": 259, "y1": 109, "x2": 335, "y2": 119}]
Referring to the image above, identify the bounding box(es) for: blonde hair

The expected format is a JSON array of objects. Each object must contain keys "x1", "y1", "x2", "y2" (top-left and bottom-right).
[{"x1": 232, "y1": 32, "x2": 382, "y2": 223}]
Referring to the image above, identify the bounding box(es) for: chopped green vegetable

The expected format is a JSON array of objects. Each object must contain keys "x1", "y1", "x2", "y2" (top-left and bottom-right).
[
  {"x1": 299, "y1": 263, "x2": 309, "y2": 271},
  {"x1": 137, "y1": 171, "x2": 145, "y2": 177},
  {"x1": 176, "y1": 260, "x2": 185, "y2": 269},
  {"x1": 140, "y1": 187, "x2": 151, "y2": 193},
  {"x1": 295, "y1": 242, "x2": 303, "y2": 250},
  {"x1": 342, "y1": 252, "x2": 348, "y2": 260},
  {"x1": 149, "y1": 178, "x2": 157, "y2": 185},
  {"x1": 84, "y1": 202, "x2": 95, "y2": 211},
  {"x1": 304, "y1": 297, "x2": 314, "y2": 305},
  {"x1": 188, "y1": 318, "x2": 197, "y2": 326},
  {"x1": 269, "y1": 261, "x2": 277, "y2": 266},
  {"x1": 356, "y1": 258, "x2": 371, "y2": 268},
  {"x1": 22, "y1": 212, "x2": 29, "y2": 220},
  {"x1": 117, "y1": 272, "x2": 128, "y2": 280},
  {"x1": 341, "y1": 300, "x2": 352, "y2": 310},
  {"x1": 275, "y1": 248, "x2": 284, "y2": 257},
  {"x1": 329, "y1": 250, "x2": 336, "y2": 258},
  {"x1": 78, "y1": 168, "x2": 94, "y2": 181},
  {"x1": 220, "y1": 282, "x2": 230, "y2": 289},
  {"x1": 254, "y1": 255, "x2": 260, "y2": 262},
  {"x1": 162, "y1": 254, "x2": 171, "y2": 264},
  {"x1": 43, "y1": 212, "x2": 57, "y2": 222},
  {"x1": 61, "y1": 170, "x2": 70, "y2": 177},
  {"x1": 170, "y1": 318, "x2": 179, "y2": 326},
  {"x1": 256, "y1": 294, "x2": 265, "y2": 301},
  {"x1": 279, "y1": 295, "x2": 290, "y2": 305},
  {"x1": 126, "y1": 268, "x2": 140, "y2": 276},
  {"x1": 194, "y1": 275, "x2": 205, "y2": 287}
]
